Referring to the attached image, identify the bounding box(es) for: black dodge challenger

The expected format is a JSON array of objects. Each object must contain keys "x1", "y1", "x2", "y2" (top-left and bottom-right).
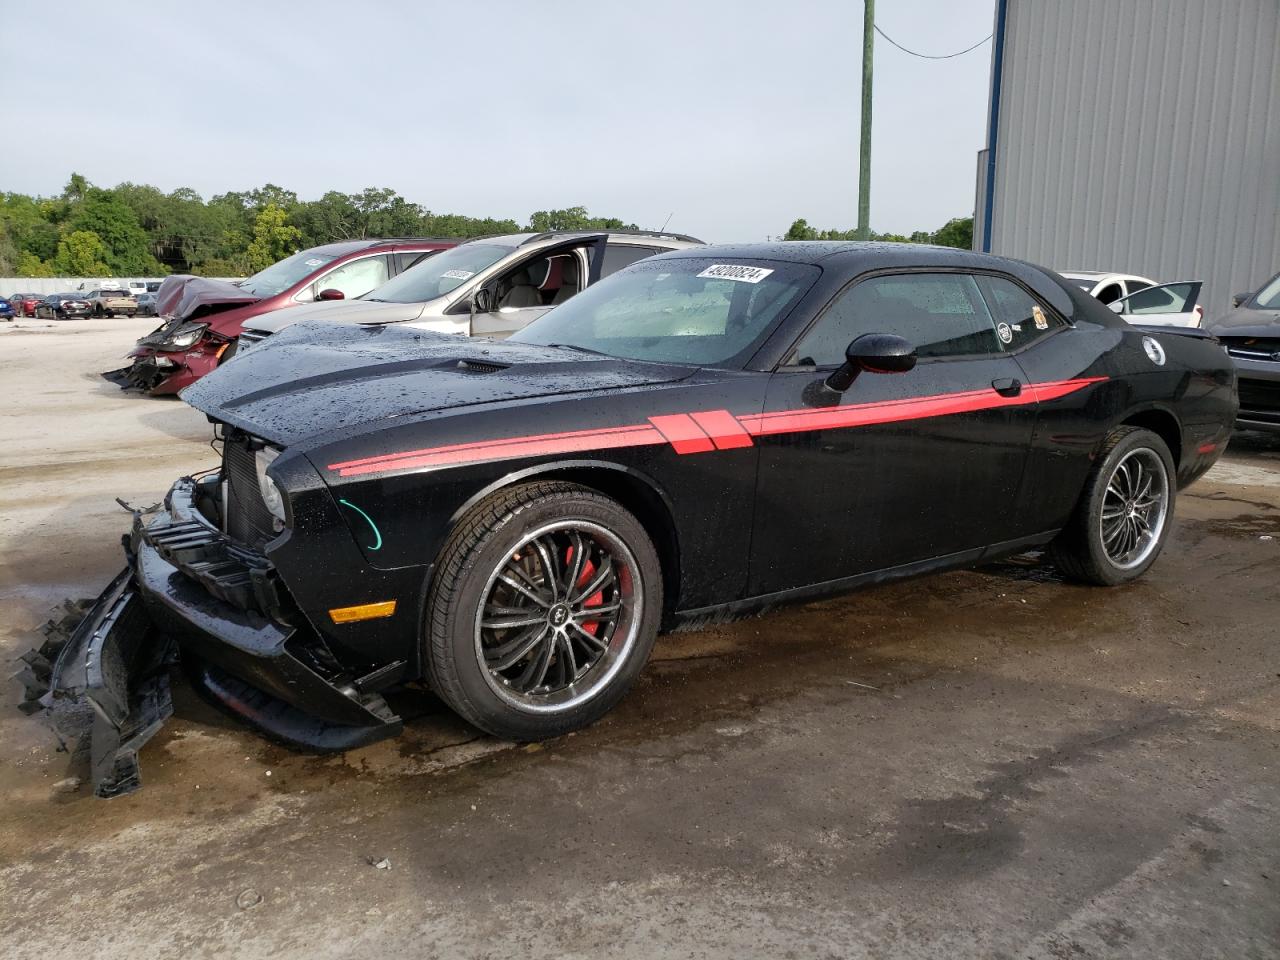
[{"x1": 24, "y1": 243, "x2": 1238, "y2": 796}]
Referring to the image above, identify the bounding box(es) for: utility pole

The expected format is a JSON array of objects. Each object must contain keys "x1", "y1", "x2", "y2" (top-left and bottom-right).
[{"x1": 856, "y1": 0, "x2": 874, "y2": 241}]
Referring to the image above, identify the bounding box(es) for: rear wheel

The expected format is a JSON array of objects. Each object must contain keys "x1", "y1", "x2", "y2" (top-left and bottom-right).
[
  {"x1": 425, "y1": 481, "x2": 662, "y2": 741},
  {"x1": 1049, "y1": 426, "x2": 1175, "y2": 585}
]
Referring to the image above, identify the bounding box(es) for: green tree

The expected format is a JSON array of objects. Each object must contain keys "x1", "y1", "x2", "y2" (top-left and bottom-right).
[
  {"x1": 51, "y1": 230, "x2": 111, "y2": 275},
  {"x1": 0, "y1": 193, "x2": 61, "y2": 261},
  {"x1": 62, "y1": 172, "x2": 89, "y2": 204},
  {"x1": 16, "y1": 251, "x2": 53, "y2": 277},
  {"x1": 780, "y1": 214, "x2": 974, "y2": 248},
  {"x1": 931, "y1": 216, "x2": 973, "y2": 250},
  {"x1": 527, "y1": 206, "x2": 636, "y2": 232},
  {"x1": 784, "y1": 218, "x2": 817, "y2": 240},
  {"x1": 244, "y1": 203, "x2": 302, "y2": 272},
  {"x1": 68, "y1": 188, "x2": 165, "y2": 274}
]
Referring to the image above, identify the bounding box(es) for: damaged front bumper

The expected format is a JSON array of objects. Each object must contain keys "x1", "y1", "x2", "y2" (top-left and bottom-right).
[
  {"x1": 104, "y1": 322, "x2": 227, "y2": 395},
  {"x1": 17, "y1": 569, "x2": 176, "y2": 798},
  {"x1": 103, "y1": 347, "x2": 218, "y2": 395},
  {"x1": 18, "y1": 478, "x2": 403, "y2": 797}
]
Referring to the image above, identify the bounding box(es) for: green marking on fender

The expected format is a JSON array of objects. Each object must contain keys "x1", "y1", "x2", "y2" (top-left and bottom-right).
[{"x1": 338, "y1": 499, "x2": 383, "y2": 551}]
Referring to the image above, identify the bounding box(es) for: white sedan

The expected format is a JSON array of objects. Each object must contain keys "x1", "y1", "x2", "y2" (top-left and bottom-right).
[
  {"x1": 1059, "y1": 271, "x2": 1156, "y2": 304},
  {"x1": 1107, "y1": 281, "x2": 1205, "y2": 328}
]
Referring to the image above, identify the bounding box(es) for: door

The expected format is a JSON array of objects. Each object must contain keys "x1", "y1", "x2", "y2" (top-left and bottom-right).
[
  {"x1": 467, "y1": 235, "x2": 608, "y2": 338},
  {"x1": 1108, "y1": 281, "x2": 1203, "y2": 328},
  {"x1": 748, "y1": 271, "x2": 1037, "y2": 596},
  {"x1": 310, "y1": 254, "x2": 392, "y2": 302}
]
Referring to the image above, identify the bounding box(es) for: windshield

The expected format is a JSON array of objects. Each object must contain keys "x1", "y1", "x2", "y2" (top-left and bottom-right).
[
  {"x1": 1254, "y1": 272, "x2": 1280, "y2": 310},
  {"x1": 511, "y1": 257, "x2": 820, "y2": 367},
  {"x1": 365, "y1": 243, "x2": 516, "y2": 304},
  {"x1": 238, "y1": 249, "x2": 338, "y2": 297}
]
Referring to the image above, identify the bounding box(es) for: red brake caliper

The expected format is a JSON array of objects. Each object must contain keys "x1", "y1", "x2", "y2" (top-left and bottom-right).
[{"x1": 565, "y1": 545, "x2": 603, "y2": 636}]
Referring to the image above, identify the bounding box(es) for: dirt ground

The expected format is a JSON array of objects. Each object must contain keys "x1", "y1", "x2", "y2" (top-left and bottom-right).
[{"x1": 1, "y1": 316, "x2": 1277, "y2": 960}]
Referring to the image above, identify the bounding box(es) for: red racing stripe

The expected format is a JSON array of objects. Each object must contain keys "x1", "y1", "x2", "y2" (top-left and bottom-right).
[
  {"x1": 332, "y1": 425, "x2": 665, "y2": 477},
  {"x1": 690, "y1": 409, "x2": 754, "y2": 450},
  {"x1": 648, "y1": 414, "x2": 716, "y2": 454},
  {"x1": 327, "y1": 377, "x2": 1107, "y2": 478}
]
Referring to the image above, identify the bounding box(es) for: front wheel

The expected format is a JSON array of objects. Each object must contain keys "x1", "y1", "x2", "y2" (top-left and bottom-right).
[
  {"x1": 425, "y1": 481, "x2": 662, "y2": 741},
  {"x1": 1049, "y1": 426, "x2": 1176, "y2": 586}
]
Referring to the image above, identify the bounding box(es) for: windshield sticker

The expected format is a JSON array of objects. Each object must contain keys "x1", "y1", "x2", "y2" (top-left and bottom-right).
[
  {"x1": 305, "y1": 258, "x2": 325, "y2": 266},
  {"x1": 1032, "y1": 305, "x2": 1048, "y2": 330},
  {"x1": 696, "y1": 264, "x2": 774, "y2": 284},
  {"x1": 441, "y1": 269, "x2": 475, "y2": 281},
  {"x1": 997, "y1": 322, "x2": 1014, "y2": 344}
]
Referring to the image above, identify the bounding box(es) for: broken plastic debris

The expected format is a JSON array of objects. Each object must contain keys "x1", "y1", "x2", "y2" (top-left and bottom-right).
[
  {"x1": 369, "y1": 858, "x2": 391, "y2": 870},
  {"x1": 236, "y1": 889, "x2": 264, "y2": 910}
]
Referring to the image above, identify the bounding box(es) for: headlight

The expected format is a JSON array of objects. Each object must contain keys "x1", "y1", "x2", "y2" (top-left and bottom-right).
[
  {"x1": 158, "y1": 321, "x2": 208, "y2": 351},
  {"x1": 254, "y1": 447, "x2": 287, "y2": 528}
]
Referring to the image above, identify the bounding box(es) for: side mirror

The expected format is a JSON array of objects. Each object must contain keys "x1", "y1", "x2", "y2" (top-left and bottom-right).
[
  {"x1": 826, "y1": 333, "x2": 917, "y2": 391},
  {"x1": 1108, "y1": 301, "x2": 1125, "y2": 314},
  {"x1": 317, "y1": 288, "x2": 345, "y2": 301},
  {"x1": 1230, "y1": 291, "x2": 1252, "y2": 308}
]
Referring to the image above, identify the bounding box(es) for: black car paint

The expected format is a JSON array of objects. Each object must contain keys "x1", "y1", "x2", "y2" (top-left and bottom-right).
[
  {"x1": 44, "y1": 244, "x2": 1234, "y2": 789},
  {"x1": 174, "y1": 244, "x2": 1235, "y2": 682}
]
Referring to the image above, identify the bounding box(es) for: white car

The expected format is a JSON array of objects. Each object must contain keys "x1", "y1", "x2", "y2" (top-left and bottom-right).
[
  {"x1": 1106, "y1": 281, "x2": 1205, "y2": 328},
  {"x1": 236, "y1": 230, "x2": 702, "y2": 349},
  {"x1": 1059, "y1": 270, "x2": 1157, "y2": 305}
]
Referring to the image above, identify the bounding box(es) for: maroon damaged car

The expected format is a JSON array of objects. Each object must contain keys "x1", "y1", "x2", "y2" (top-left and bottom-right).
[{"x1": 105, "y1": 238, "x2": 456, "y2": 394}]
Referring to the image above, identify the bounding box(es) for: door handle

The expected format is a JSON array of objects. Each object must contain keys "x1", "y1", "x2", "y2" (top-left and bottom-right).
[{"x1": 991, "y1": 377, "x2": 1022, "y2": 397}]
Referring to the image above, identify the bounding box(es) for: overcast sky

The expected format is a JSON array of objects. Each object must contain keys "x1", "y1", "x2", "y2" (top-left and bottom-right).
[{"x1": 1, "y1": 0, "x2": 996, "y2": 242}]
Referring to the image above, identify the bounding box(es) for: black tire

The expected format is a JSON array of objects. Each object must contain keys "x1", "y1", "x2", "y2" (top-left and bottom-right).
[
  {"x1": 425, "y1": 481, "x2": 662, "y2": 741},
  {"x1": 1048, "y1": 426, "x2": 1176, "y2": 586}
]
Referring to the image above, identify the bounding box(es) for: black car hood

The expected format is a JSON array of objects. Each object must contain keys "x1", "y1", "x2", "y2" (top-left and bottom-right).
[
  {"x1": 1207, "y1": 305, "x2": 1280, "y2": 340},
  {"x1": 180, "y1": 322, "x2": 694, "y2": 447}
]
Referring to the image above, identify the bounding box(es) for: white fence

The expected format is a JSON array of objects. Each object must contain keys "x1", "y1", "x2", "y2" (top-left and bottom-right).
[
  {"x1": 0, "y1": 277, "x2": 243, "y2": 298},
  {"x1": 0, "y1": 277, "x2": 163, "y2": 298}
]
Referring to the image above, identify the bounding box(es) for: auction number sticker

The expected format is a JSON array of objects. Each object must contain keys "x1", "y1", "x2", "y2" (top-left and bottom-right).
[
  {"x1": 696, "y1": 264, "x2": 774, "y2": 284},
  {"x1": 441, "y1": 269, "x2": 475, "y2": 281}
]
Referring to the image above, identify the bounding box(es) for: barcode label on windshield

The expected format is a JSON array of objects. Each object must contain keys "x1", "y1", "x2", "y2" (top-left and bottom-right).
[
  {"x1": 442, "y1": 269, "x2": 475, "y2": 280},
  {"x1": 696, "y1": 264, "x2": 774, "y2": 284}
]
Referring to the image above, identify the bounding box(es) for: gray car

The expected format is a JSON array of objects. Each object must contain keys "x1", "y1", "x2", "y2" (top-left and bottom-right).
[
  {"x1": 1207, "y1": 269, "x2": 1280, "y2": 432},
  {"x1": 236, "y1": 230, "x2": 702, "y2": 348}
]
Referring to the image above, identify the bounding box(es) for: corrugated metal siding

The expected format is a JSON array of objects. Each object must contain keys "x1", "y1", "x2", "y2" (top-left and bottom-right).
[{"x1": 987, "y1": 0, "x2": 1280, "y2": 317}]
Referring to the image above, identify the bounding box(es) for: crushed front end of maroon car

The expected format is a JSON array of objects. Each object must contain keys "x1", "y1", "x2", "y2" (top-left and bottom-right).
[{"x1": 104, "y1": 275, "x2": 262, "y2": 394}]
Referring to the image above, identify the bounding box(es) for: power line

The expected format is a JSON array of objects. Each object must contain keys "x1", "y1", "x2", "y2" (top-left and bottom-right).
[{"x1": 874, "y1": 23, "x2": 992, "y2": 59}]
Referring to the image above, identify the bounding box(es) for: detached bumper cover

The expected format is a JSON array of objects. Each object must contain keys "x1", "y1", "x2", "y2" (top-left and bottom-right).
[
  {"x1": 17, "y1": 568, "x2": 176, "y2": 798},
  {"x1": 17, "y1": 479, "x2": 403, "y2": 797}
]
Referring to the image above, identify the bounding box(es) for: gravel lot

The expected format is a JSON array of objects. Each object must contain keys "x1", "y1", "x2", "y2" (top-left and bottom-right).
[{"x1": 1, "y1": 316, "x2": 1277, "y2": 959}]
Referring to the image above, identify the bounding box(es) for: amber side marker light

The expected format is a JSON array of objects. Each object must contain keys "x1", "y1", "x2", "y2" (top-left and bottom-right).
[{"x1": 329, "y1": 600, "x2": 397, "y2": 624}]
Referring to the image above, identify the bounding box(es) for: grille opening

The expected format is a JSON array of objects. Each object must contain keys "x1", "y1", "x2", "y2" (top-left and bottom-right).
[{"x1": 222, "y1": 431, "x2": 280, "y2": 550}]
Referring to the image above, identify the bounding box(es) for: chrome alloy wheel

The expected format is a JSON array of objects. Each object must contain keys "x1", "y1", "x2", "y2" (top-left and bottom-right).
[
  {"x1": 1099, "y1": 447, "x2": 1170, "y2": 570},
  {"x1": 473, "y1": 520, "x2": 641, "y2": 712}
]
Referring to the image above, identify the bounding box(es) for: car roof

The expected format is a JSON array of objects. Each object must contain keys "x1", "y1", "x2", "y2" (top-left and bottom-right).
[
  {"x1": 305, "y1": 238, "x2": 457, "y2": 257},
  {"x1": 1060, "y1": 270, "x2": 1153, "y2": 282},
  {"x1": 653, "y1": 240, "x2": 1023, "y2": 270},
  {"x1": 454, "y1": 230, "x2": 703, "y2": 251}
]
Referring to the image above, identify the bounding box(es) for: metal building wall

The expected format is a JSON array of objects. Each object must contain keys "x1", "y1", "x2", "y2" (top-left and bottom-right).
[{"x1": 980, "y1": 0, "x2": 1280, "y2": 317}]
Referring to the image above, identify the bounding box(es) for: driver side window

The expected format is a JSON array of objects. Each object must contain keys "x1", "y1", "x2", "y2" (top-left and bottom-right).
[
  {"x1": 792, "y1": 273, "x2": 1001, "y2": 366},
  {"x1": 312, "y1": 256, "x2": 389, "y2": 300}
]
